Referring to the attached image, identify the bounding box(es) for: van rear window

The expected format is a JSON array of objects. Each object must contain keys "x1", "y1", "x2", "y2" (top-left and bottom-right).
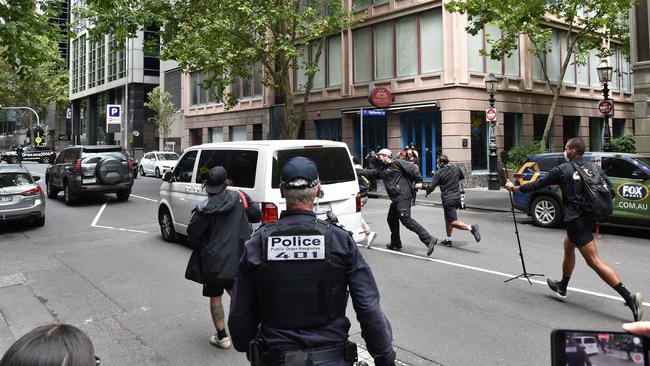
[{"x1": 272, "y1": 147, "x2": 355, "y2": 188}]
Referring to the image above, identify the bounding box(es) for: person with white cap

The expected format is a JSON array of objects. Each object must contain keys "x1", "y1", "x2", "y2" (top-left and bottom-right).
[
  {"x1": 185, "y1": 166, "x2": 261, "y2": 350},
  {"x1": 358, "y1": 148, "x2": 438, "y2": 256}
]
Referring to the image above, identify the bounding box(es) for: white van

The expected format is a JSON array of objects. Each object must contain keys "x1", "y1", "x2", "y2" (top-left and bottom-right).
[
  {"x1": 574, "y1": 336, "x2": 599, "y2": 355},
  {"x1": 157, "y1": 140, "x2": 364, "y2": 243}
]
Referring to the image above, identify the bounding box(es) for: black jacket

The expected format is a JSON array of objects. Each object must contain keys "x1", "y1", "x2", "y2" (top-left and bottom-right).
[
  {"x1": 427, "y1": 164, "x2": 464, "y2": 203},
  {"x1": 185, "y1": 190, "x2": 261, "y2": 284},
  {"x1": 360, "y1": 159, "x2": 422, "y2": 201},
  {"x1": 518, "y1": 159, "x2": 613, "y2": 222}
]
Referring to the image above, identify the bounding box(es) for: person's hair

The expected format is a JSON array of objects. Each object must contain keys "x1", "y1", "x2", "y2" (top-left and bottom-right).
[
  {"x1": 566, "y1": 137, "x2": 586, "y2": 156},
  {"x1": 437, "y1": 154, "x2": 449, "y2": 165},
  {"x1": 283, "y1": 179, "x2": 318, "y2": 206},
  {"x1": 351, "y1": 155, "x2": 359, "y2": 164},
  {"x1": 0, "y1": 324, "x2": 96, "y2": 366}
]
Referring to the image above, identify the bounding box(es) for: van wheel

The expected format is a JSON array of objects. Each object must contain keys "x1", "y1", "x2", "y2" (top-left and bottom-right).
[
  {"x1": 531, "y1": 196, "x2": 562, "y2": 228},
  {"x1": 159, "y1": 207, "x2": 177, "y2": 242}
]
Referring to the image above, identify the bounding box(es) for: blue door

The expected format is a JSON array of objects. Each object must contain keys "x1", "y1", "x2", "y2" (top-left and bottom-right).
[
  {"x1": 315, "y1": 118, "x2": 342, "y2": 141},
  {"x1": 401, "y1": 112, "x2": 441, "y2": 180},
  {"x1": 353, "y1": 116, "x2": 387, "y2": 163}
]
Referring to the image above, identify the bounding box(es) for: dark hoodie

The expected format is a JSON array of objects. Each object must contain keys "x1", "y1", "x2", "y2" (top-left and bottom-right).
[{"x1": 185, "y1": 189, "x2": 261, "y2": 284}]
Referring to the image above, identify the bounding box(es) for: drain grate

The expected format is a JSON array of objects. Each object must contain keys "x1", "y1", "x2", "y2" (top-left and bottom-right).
[{"x1": 0, "y1": 273, "x2": 26, "y2": 289}]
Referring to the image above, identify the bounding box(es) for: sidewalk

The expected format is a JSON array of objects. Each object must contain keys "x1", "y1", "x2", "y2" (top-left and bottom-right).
[{"x1": 368, "y1": 184, "x2": 513, "y2": 212}]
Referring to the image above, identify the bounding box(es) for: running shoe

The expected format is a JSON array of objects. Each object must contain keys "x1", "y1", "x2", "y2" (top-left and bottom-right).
[
  {"x1": 440, "y1": 239, "x2": 452, "y2": 247},
  {"x1": 628, "y1": 292, "x2": 644, "y2": 322},
  {"x1": 426, "y1": 237, "x2": 438, "y2": 256},
  {"x1": 470, "y1": 225, "x2": 481, "y2": 243},
  {"x1": 210, "y1": 334, "x2": 232, "y2": 349},
  {"x1": 547, "y1": 279, "x2": 567, "y2": 299}
]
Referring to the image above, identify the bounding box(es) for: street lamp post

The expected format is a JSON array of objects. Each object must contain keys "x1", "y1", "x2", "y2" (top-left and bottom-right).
[
  {"x1": 597, "y1": 59, "x2": 613, "y2": 152},
  {"x1": 485, "y1": 73, "x2": 500, "y2": 190}
]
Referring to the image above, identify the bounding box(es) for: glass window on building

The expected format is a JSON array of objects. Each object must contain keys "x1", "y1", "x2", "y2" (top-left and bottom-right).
[
  {"x1": 484, "y1": 23, "x2": 501, "y2": 75},
  {"x1": 589, "y1": 117, "x2": 603, "y2": 151},
  {"x1": 468, "y1": 28, "x2": 484, "y2": 73},
  {"x1": 612, "y1": 119, "x2": 626, "y2": 138},
  {"x1": 253, "y1": 62, "x2": 263, "y2": 97},
  {"x1": 576, "y1": 53, "x2": 589, "y2": 86},
  {"x1": 396, "y1": 15, "x2": 418, "y2": 78},
  {"x1": 470, "y1": 111, "x2": 488, "y2": 171},
  {"x1": 563, "y1": 116, "x2": 580, "y2": 144},
  {"x1": 96, "y1": 37, "x2": 105, "y2": 86},
  {"x1": 295, "y1": 45, "x2": 309, "y2": 90},
  {"x1": 72, "y1": 38, "x2": 79, "y2": 93},
  {"x1": 143, "y1": 27, "x2": 160, "y2": 77},
  {"x1": 189, "y1": 128, "x2": 203, "y2": 146},
  {"x1": 353, "y1": 27, "x2": 372, "y2": 83},
  {"x1": 420, "y1": 10, "x2": 443, "y2": 74},
  {"x1": 88, "y1": 41, "x2": 96, "y2": 88},
  {"x1": 118, "y1": 44, "x2": 126, "y2": 78},
  {"x1": 108, "y1": 37, "x2": 118, "y2": 82},
  {"x1": 315, "y1": 119, "x2": 342, "y2": 141},
  {"x1": 253, "y1": 124, "x2": 263, "y2": 140},
  {"x1": 546, "y1": 30, "x2": 560, "y2": 81},
  {"x1": 79, "y1": 35, "x2": 86, "y2": 91},
  {"x1": 374, "y1": 22, "x2": 393, "y2": 80},
  {"x1": 310, "y1": 43, "x2": 326, "y2": 90},
  {"x1": 560, "y1": 31, "x2": 576, "y2": 85},
  {"x1": 503, "y1": 113, "x2": 521, "y2": 152},
  {"x1": 328, "y1": 35, "x2": 342, "y2": 87},
  {"x1": 589, "y1": 49, "x2": 601, "y2": 88},
  {"x1": 230, "y1": 125, "x2": 247, "y2": 141},
  {"x1": 208, "y1": 127, "x2": 223, "y2": 143},
  {"x1": 468, "y1": 23, "x2": 519, "y2": 77},
  {"x1": 534, "y1": 114, "x2": 551, "y2": 150}
]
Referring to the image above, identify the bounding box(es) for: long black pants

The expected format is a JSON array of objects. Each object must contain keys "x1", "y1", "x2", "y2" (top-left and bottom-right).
[{"x1": 387, "y1": 198, "x2": 433, "y2": 246}]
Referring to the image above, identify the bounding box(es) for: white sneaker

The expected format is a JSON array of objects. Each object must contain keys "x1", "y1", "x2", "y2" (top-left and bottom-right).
[
  {"x1": 365, "y1": 232, "x2": 376, "y2": 248},
  {"x1": 210, "y1": 334, "x2": 232, "y2": 349}
]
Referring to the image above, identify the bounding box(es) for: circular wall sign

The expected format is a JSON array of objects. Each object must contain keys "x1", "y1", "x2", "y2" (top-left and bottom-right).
[{"x1": 368, "y1": 87, "x2": 393, "y2": 108}]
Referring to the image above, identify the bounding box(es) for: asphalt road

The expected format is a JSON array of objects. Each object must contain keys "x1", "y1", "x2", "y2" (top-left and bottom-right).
[{"x1": 1, "y1": 162, "x2": 649, "y2": 366}]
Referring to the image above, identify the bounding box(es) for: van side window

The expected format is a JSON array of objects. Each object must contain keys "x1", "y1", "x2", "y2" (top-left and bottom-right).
[
  {"x1": 174, "y1": 151, "x2": 198, "y2": 183},
  {"x1": 602, "y1": 157, "x2": 637, "y2": 179},
  {"x1": 195, "y1": 150, "x2": 258, "y2": 188}
]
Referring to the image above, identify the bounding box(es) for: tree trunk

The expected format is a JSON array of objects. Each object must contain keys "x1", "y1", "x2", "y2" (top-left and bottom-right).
[
  {"x1": 280, "y1": 67, "x2": 300, "y2": 139},
  {"x1": 540, "y1": 90, "x2": 559, "y2": 151}
]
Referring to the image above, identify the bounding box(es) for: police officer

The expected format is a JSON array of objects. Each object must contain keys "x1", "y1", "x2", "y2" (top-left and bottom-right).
[
  {"x1": 425, "y1": 155, "x2": 481, "y2": 246},
  {"x1": 358, "y1": 148, "x2": 437, "y2": 256},
  {"x1": 229, "y1": 156, "x2": 396, "y2": 366}
]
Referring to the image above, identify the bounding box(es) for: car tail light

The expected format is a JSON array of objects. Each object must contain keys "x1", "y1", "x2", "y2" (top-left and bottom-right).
[
  {"x1": 262, "y1": 202, "x2": 278, "y2": 223},
  {"x1": 127, "y1": 158, "x2": 133, "y2": 170},
  {"x1": 73, "y1": 159, "x2": 81, "y2": 172},
  {"x1": 356, "y1": 192, "x2": 361, "y2": 212},
  {"x1": 20, "y1": 186, "x2": 42, "y2": 196}
]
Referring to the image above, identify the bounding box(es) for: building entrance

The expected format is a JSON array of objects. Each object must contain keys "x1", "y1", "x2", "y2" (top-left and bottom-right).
[
  {"x1": 401, "y1": 112, "x2": 441, "y2": 180},
  {"x1": 354, "y1": 116, "x2": 387, "y2": 165}
]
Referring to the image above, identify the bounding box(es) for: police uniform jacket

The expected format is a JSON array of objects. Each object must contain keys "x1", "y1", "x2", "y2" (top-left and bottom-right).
[
  {"x1": 228, "y1": 210, "x2": 396, "y2": 366},
  {"x1": 427, "y1": 164, "x2": 464, "y2": 204},
  {"x1": 517, "y1": 158, "x2": 613, "y2": 222},
  {"x1": 359, "y1": 159, "x2": 421, "y2": 202}
]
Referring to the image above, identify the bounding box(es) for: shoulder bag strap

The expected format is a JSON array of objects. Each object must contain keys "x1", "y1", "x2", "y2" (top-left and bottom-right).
[{"x1": 237, "y1": 190, "x2": 248, "y2": 209}]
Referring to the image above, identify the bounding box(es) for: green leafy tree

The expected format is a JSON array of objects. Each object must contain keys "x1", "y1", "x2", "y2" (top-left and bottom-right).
[
  {"x1": 144, "y1": 86, "x2": 175, "y2": 140},
  {"x1": 446, "y1": 0, "x2": 636, "y2": 150},
  {"x1": 611, "y1": 134, "x2": 636, "y2": 153},
  {"x1": 79, "y1": 0, "x2": 359, "y2": 139}
]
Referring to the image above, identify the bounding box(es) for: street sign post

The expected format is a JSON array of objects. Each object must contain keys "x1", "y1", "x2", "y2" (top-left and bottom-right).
[
  {"x1": 598, "y1": 99, "x2": 614, "y2": 116},
  {"x1": 485, "y1": 108, "x2": 497, "y2": 122},
  {"x1": 107, "y1": 104, "x2": 122, "y2": 133}
]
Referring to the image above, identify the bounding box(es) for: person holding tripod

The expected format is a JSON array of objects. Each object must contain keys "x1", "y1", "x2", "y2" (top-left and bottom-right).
[
  {"x1": 505, "y1": 137, "x2": 643, "y2": 321},
  {"x1": 358, "y1": 149, "x2": 437, "y2": 256},
  {"x1": 425, "y1": 155, "x2": 481, "y2": 246}
]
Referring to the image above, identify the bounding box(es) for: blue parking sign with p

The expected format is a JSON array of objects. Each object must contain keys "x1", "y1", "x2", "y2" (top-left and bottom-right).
[{"x1": 106, "y1": 104, "x2": 122, "y2": 133}]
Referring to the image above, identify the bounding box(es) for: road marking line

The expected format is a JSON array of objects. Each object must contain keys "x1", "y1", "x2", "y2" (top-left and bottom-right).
[
  {"x1": 131, "y1": 194, "x2": 157, "y2": 202},
  {"x1": 362, "y1": 245, "x2": 650, "y2": 307},
  {"x1": 90, "y1": 203, "x2": 149, "y2": 234}
]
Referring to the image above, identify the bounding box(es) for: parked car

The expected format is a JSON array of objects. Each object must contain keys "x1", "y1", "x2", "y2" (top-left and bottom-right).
[
  {"x1": 1, "y1": 146, "x2": 55, "y2": 164},
  {"x1": 512, "y1": 152, "x2": 650, "y2": 227},
  {"x1": 140, "y1": 151, "x2": 179, "y2": 178},
  {"x1": 123, "y1": 150, "x2": 139, "y2": 179},
  {"x1": 45, "y1": 145, "x2": 134, "y2": 205},
  {"x1": 0, "y1": 164, "x2": 45, "y2": 226},
  {"x1": 157, "y1": 140, "x2": 363, "y2": 243}
]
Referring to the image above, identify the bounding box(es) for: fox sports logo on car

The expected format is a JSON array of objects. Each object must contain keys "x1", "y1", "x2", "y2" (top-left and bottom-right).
[{"x1": 617, "y1": 183, "x2": 649, "y2": 202}]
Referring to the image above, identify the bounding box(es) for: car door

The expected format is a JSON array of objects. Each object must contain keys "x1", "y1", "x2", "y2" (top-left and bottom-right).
[
  {"x1": 51, "y1": 150, "x2": 70, "y2": 187},
  {"x1": 602, "y1": 156, "x2": 650, "y2": 220},
  {"x1": 168, "y1": 150, "x2": 199, "y2": 234},
  {"x1": 141, "y1": 153, "x2": 151, "y2": 173}
]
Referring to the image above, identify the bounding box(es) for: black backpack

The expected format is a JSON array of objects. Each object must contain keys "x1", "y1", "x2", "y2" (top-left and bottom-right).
[{"x1": 571, "y1": 162, "x2": 613, "y2": 220}]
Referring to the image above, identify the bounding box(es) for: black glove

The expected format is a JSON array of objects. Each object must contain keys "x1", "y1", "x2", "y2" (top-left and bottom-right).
[
  {"x1": 424, "y1": 183, "x2": 434, "y2": 197},
  {"x1": 326, "y1": 211, "x2": 339, "y2": 224}
]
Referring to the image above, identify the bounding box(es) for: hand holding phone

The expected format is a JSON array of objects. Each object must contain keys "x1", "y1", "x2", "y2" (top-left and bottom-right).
[{"x1": 551, "y1": 329, "x2": 649, "y2": 366}]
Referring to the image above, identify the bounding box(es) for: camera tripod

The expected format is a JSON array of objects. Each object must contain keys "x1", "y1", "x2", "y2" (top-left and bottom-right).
[{"x1": 502, "y1": 165, "x2": 544, "y2": 285}]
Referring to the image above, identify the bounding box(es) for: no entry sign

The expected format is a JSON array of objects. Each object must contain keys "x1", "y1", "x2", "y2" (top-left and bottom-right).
[
  {"x1": 598, "y1": 100, "x2": 614, "y2": 116},
  {"x1": 485, "y1": 108, "x2": 497, "y2": 122}
]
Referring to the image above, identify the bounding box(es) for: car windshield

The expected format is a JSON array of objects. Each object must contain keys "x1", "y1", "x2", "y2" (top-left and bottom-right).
[
  {"x1": 0, "y1": 173, "x2": 33, "y2": 187},
  {"x1": 271, "y1": 147, "x2": 356, "y2": 188},
  {"x1": 157, "y1": 153, "x2": 179, "y2": 161}
]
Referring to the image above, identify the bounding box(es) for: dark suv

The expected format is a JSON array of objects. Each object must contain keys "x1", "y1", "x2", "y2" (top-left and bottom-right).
[
  {"x1": 45, "y1": 145, "x2": 134, "y2": 205},
  {"x1": 1, "y1": 146, "x2": 55, "y2": 164}
]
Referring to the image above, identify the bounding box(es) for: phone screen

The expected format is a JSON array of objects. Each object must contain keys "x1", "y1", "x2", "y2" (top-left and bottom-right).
[{"x1": 552, "y1": 329, "x2": 649, "y2": 366}]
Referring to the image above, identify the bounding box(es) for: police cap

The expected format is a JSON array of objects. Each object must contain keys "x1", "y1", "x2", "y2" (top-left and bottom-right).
[{"x1": 281, "y1": 156, "x2": 319, "y2": 188}]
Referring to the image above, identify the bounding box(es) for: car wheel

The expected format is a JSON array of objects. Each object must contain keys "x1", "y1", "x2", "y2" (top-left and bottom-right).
[
  {"x1": 41, "y1": 156, "x2": 50, "y2": 164},
  {"x1": 63, "y1": 182, "x2": 76, "y2": 206},
  {"x1": 159, "y1": 207, "x2": 177, "y2": 242},
  {"x1": 155, "y1": 167, "x2": 161, "y2": 178},
  {"x1": 10, "y1": 157, "x2": 18, "y2": 164},
  {"x1": 116, "y1": 190, "x2": 130, "y2": 202},
  {"x1": 32, "y1": 216, "x2": 45, "y2": 227},
  {"x1": 531, "y1": 196, "x2": 563, "y2": 228},
  {"x1": 46, "y1": 178, "x2": 59, "y2": 199},
  {"x1": 139, "y1": 165, "x2": 145, "y2": 177}
]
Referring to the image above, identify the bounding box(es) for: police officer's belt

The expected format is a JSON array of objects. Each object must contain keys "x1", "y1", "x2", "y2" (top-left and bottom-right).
[{"x1": 260, "y1": 342, "x2": 356, "y2": 366}]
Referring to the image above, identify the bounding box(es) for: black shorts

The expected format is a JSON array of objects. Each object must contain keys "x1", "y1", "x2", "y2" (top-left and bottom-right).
[
  {"x1": 566, "y1": 216, "x2": 595, "y2": 247},
  {"x1": 202, "y1": 280, "x2": 234, "y2": 297},
  {"x1": 443, "y1": 201, "x2": 460, "y2": 222}
]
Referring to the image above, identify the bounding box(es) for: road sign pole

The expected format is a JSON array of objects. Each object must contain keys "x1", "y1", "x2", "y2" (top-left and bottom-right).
[{"x1": 360, "y1": 108, "x2": 364, "y2": 160}]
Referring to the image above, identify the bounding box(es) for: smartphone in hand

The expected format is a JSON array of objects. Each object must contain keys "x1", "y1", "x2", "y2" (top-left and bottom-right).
[{"x1": 551, "y1": 329, "x2": 649, "y2": 366}]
